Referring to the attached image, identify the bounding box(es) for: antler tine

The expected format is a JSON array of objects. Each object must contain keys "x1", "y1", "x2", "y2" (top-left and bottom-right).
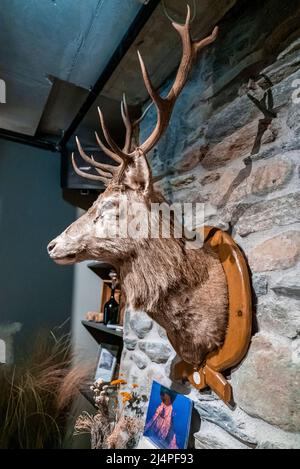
[
  {"x1": 90, "y1": 155, "x2": 113, "y2": 179},
  {"x1": 94, "y1": 131, "x2": 122, "y2": 164},
  {"x1": 137, "y1": 50, "x2": 164, "y2": 111},
  {"x1": 137, "y1": 4, "x2": 218, "y2": 155},
  {"x1": 94, "y1": 167, "x2": 113, "y2": 179},
  {"x1": 133, "y1": 101, "x2": 153, "y2": 127},
  {"x1": 194, "y1": 25, "x2": 218, "y2": 54},
  {"x1": 136, "y1": 49, "x2": 172, "y2": 155},
  {"x1": 76, "y1": 136, "x2": 117, "y2": 176},
  {"x1": 95, "y1": 129, "x2": 131, "y2": 180},
  {"x1": 167, "y1": 4, "x2": 193, "y2": 100},
  {"x1": 92, "y1": 158, "x2": 117, "y2": 176},
  {"x1": 121, "y1": 93, "x2": 153, "y2": 152},
  {"x1": 171, "y1": 7, "x2": 218, "y2": 98},
  {"x1": 121, "y1": 94, "x2": 133, "y2": 153},
  {"x1": 71, "y1": 153, "x2": 110, "y2": 186},
  {"x1": 97, "y1": 107, "x2": 130, "y2": 163}
]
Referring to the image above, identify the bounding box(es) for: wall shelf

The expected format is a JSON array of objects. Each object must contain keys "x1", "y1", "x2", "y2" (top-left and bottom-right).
[
  {"x1": 82, "y1": 262, "x2": 124, "y2": 374},
  {"x1": 82, "y1": 320, "x2": 123, "y2": 363},
  {"x1": 82, "y1": 320, "x2": 123, "y2": 338},
  {"x1": 87, "y1": 262, "x2": 115, "y2": 281}
]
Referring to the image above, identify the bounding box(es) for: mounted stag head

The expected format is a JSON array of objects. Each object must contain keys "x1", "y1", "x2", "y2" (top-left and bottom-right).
[{"x1": 48, "y1": 7, "x2": 228, "y2": 368}]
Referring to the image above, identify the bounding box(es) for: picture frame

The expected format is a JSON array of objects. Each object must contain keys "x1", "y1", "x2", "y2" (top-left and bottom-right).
[
  {"x1": 143, "y1": 381, "x2": 193, "y2": 449},
  {"x1": 94, "y1": 343, "x2": 119, "y2": 382}
]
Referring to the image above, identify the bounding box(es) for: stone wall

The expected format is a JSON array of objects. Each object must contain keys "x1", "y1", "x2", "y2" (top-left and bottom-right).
[{"x1": 120, "y1": 0, "x2": 300, "y2": 449}]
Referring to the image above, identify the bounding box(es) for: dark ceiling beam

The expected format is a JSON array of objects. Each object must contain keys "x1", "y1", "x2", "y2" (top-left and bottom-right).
[
  {"x1": 58, "y1": 0, "x2": 161, "y2": 149},
  {"x1": 0, "y1": 128, "x2": 58, "y2": 152}
]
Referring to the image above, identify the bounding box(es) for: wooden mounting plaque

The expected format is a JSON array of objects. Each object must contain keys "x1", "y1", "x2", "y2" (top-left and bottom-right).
[{"x1": 174, "y1": 226, "x2": 252, "y2": 404}]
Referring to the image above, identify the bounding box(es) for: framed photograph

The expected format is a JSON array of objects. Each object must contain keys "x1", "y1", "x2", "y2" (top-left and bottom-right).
[
  {"x1": 143, "y1": 381, "x2": 193, "y2": 449},
  {"x1": 94, "y1": 343, "x2": 118, "y2": 382}
]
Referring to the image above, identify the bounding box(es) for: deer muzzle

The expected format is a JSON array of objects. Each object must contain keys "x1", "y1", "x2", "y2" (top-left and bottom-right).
[{"x1": 47, "y1": 236, "x2": 79, "y2": 265}]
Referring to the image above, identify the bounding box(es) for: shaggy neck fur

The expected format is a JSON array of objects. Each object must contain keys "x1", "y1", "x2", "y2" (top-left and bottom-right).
[
  {"x1": 119, "y1": 233, "x2": 228, "y2": 367},
  {"x1": 120, "y1": 236, "x2": 209, "y2": 314}
]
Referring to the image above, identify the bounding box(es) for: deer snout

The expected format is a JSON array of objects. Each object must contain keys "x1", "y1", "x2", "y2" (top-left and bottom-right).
[
  {"x1": 47, "y1": 235, "x2": 79, "y2": 265},
  {"x1": 47, "y1": 241, "x2": 56, "y2": 254},
  {"x1": 47, "y1": 239, "x2": 61, "y2": 259}
]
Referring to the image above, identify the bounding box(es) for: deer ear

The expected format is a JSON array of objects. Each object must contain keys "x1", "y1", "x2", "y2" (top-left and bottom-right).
[{"x1": 123, "y1": 152, "x2": 152, "y2": 195}]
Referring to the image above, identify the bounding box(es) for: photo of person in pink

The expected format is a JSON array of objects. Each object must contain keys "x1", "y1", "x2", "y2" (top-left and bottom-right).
[{"x1": 144, "y1": 382, "x2": 192, "y2": 449}]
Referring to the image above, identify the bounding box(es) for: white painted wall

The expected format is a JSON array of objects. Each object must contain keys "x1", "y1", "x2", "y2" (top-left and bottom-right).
[
  {"x1": 71, "y1": 209, "x2": 102, "y2": 365},
  {"x1": 0, "y1": 339, "x2": 5, "y2": 363}
]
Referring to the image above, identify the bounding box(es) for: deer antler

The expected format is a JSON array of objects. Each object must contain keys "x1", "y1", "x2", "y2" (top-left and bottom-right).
[
  {"x1": 120, "y1": 93, "x2": 133, "y2": 153},
  {"x1": 71, "y1": 152, "x2": 112, "y2": 185},
  {"x1": 71, "y1": 136, "x2": 117, "y2": 186},
  {"x1": 72, "y1": 4, "x2": 218, "y2": 186},
  {"x1": 137, "y1": 5, "x2": 218, "y2": 154},
  {"x1": 72, "y1": 96, "x2": 152, "y2": 186},
  {"x1": 120, "y1": 93, "x2": 153, "y2": 153}
]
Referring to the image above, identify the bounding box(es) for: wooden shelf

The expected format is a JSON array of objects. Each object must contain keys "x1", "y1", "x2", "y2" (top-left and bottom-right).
[{"x1": 87, "y1": 262, "x2": 115, "y2": 281}]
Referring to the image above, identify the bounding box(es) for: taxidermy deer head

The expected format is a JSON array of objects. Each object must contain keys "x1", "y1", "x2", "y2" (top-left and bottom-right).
[{"x1": 48, "y1": 7, "x2": 228, "y2": 368}]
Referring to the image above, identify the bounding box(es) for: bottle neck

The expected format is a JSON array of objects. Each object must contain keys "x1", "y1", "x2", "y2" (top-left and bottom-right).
[{"x1": 110, "y1": 286, "x2": 115, "y2": 299}]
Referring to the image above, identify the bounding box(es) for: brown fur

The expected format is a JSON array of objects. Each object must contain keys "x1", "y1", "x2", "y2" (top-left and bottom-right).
[{"x1": 120, "y1": 232, "x2": 228, "y2": 367}]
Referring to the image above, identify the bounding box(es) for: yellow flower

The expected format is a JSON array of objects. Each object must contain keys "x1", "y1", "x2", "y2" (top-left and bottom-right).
[
  {"x1": 120, "y1": 391, "x2": 132, "y2": 403},
  {"x1": 110, "y1": 378, "x2": 127, "y2": 386},
  {"x1": 132, "y1": 383, "x2": 139, "y2": 388}
]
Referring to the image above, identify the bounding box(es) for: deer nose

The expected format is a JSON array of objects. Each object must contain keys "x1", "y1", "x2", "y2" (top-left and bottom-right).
[{"x1": 47, "y1": 241, "x2": 56, "y2": 254}]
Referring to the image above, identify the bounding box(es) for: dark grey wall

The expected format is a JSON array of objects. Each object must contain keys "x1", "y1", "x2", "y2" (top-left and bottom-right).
[{"x1": 0, "y1": 140, "x2": 76, "y2": 352}]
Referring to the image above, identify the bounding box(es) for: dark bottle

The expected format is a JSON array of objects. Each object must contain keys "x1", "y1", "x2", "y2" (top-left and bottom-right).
[{"x1": 103, "y1": 284, "x2": 119, "y2": 325}]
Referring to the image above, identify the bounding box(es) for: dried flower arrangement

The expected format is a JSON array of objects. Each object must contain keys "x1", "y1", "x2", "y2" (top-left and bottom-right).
[
  {"x1": 74, "y1": 378, "x2": 148, "y2": 449},
  {"x1": 0, "y1": 332, "x2": 89, "y2": 449}
]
